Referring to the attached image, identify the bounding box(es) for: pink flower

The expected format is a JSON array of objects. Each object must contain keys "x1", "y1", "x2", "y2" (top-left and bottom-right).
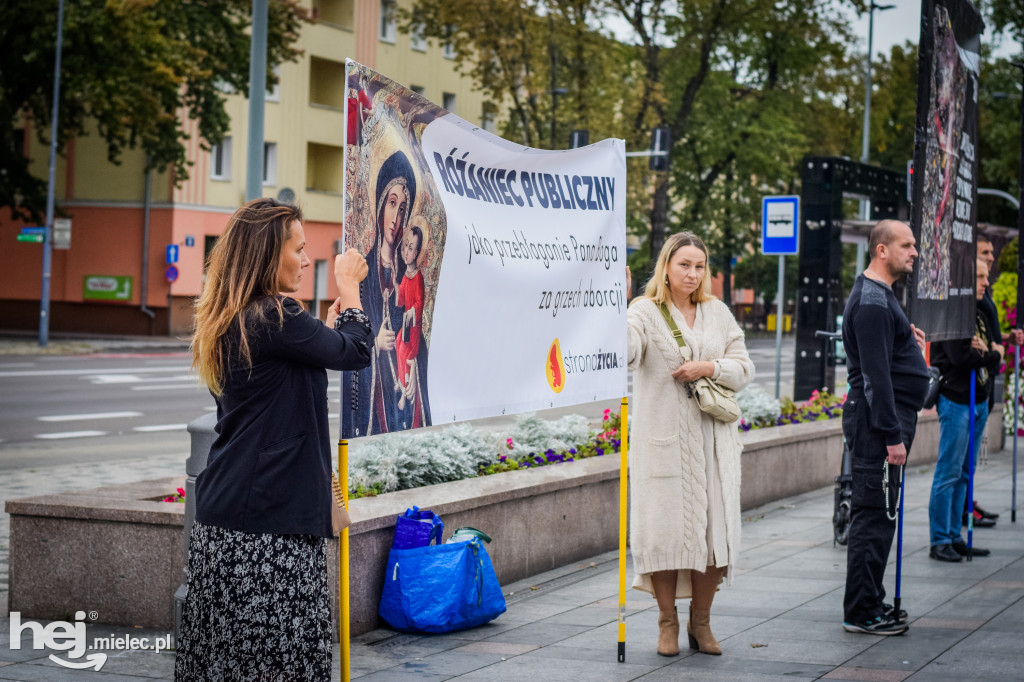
[{"x1": 603, "y1": 408, "x2": 611, "y2": 420}]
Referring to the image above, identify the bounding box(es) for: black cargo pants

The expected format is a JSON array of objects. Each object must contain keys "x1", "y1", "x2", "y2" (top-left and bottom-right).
[{"x1": 841, "y1": 392, "x2": 917, "y2": 624}]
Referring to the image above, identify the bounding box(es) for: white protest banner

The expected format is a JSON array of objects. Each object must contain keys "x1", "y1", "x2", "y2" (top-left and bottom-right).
[{"x1": 341, "y1": 61, "x2": 626, "y2": 438}]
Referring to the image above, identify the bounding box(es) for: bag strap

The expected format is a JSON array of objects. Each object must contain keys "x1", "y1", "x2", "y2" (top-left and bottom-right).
[{"x1": 658, "y1": 303, "x2": 687, "y2": 348}]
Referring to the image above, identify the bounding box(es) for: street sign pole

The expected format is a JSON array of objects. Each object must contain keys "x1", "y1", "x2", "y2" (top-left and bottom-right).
[
  {"x1": 762, "y1": 195, "x2": 800, "y2": 400},
  {"x1": 775, "y1": 255, "x2": 785, "y2": 399},
  {"x1": 39, "y1": 0, "x2": 66, "y2": 348}
]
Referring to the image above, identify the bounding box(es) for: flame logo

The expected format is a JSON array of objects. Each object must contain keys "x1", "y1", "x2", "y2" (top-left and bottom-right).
[{"x1": 546, "y1": 338, "x2": 566, "y2": 393}]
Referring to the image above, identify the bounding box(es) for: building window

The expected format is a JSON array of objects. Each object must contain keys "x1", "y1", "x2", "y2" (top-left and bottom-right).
[
  {"x1": 442, "y1": 24, "x2": 456, "y2": 59},
  {"x1": 481, "y1": 103, "x2": 497, "y2": 133},
  {"x1": 263, "y1": 142, "x2": 278, "y2": 186},
  {"x1": 307, "y1": 142, "x2": 344, "y2": 194},
  {"x1": 309, "y1": 56, "x2": 346, "y2": 109},
  {"x1": 410, "y1": 17, "x2": 427, "y2": 52},
  {"x1": 410, "y1": 85, "x2": 425, "y2": 96},
  {"x1": 380, "y1": 0, "x2": 397, "y2": 43},
  {"x1": 266, "y1": 65, "x2": 281, "y2": 102},
  {"x1": 204, "y1": 235, "x2": 219, "y2": 272},
  {"x1": 442, "y1": 92, "x2": 456, "y2": 114},
  {"x1": 312, "y1": 0, "x2": 354, "y2": 28},
  {"x1": 211, "y1": 137, "x2": 232, "y2": 180}
]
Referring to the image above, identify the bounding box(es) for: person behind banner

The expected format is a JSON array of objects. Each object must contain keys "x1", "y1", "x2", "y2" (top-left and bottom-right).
[
  {"x1": 624, "y1": 231, "x2": 754, "y2": 657},
  {"x1": 970, "y1": 235, "x2": 1022, "y2": 525},
  {"x1": 395, "y1": 219, "x2": 427, "y2": 427},
  {"x1": 177, "y1": 198, "x2": 373, "y2": 681},
  {"x1": 345, "y1": 149, "x2": 432, "y2": 436},
  {"x1": 928, "y1": 258, "x2": 1004, "y2": 562},
  {"x1": 841, "y1": 220, "x2": 929, "y2": 636}
]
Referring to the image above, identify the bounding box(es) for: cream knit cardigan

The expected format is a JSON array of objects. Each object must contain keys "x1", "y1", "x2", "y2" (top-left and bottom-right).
[{"x1": 626, "y1": 297, "x2": 754, "y2": 586}]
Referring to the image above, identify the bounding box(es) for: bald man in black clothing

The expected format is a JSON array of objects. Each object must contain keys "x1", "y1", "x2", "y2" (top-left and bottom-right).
[{"x1": 841, "y1": 221, "x2": 929, "y2": 636}]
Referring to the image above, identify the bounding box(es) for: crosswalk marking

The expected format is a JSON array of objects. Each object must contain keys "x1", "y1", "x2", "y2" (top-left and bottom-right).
[
  {"x1": 133, "y1": 424, "x2": 188, "y2": 432},
  {"x1": 38, "y1": 411, "x2": 143, "y2": 422},
  {"x1": 131, "y1": 384, "x2": 204, "y2": 391},
  {"x1": 36, "y1": 430, "x2": 108, "y2": 439}
]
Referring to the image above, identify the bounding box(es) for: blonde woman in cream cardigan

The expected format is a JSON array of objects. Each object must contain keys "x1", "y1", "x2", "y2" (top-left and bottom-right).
[{"x1": 625, "y1": 231, "x2": 754, "y2": 657}]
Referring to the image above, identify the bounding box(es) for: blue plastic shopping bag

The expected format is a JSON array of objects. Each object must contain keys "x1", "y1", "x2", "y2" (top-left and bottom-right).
[
  {"x1": 392, "y1": 506, "x2": 444, "y2": 549},
  {"x1": 379, "y1": 537, "x2": 507, "y2": 633}
]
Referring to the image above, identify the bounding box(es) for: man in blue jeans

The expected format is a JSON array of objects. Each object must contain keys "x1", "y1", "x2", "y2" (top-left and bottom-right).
[{"x1": 928, "y1": 258, "x2": 1004, "y2": 562}]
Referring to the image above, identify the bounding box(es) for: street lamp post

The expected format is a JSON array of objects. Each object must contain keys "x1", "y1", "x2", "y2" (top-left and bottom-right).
[
  {"x1": 861, "y1": 3, "x2": 895, "y2": 166},
  {"x1": 856, "y1": 2, "x2": 894, "y2": 275},
  {"x1": 38, "y1": 0, "x2": 66, "y2": 348}
]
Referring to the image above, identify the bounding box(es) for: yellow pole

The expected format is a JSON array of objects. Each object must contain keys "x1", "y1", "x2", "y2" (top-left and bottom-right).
[
  {"x1": 618, "y1": 396, "x2": 628, "y2": 662},
  {"x1": 338, "y1": 439, "x2": 351, "y2": 682}
]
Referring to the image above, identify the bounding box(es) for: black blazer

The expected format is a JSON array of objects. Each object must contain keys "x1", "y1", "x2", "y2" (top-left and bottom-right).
[{"x1": 195, "y1": 298, "x2": 373, "y2": 537}]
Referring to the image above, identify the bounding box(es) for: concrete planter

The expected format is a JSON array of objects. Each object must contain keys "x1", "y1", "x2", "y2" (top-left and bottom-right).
[{"x1": 6, "y1": 406, "x2": 999, "y2": 636}]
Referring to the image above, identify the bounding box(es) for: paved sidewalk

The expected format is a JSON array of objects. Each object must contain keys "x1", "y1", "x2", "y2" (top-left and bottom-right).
[
  {"x1": 0, "y1": 332, "x2": 190, "y2": 356},
  {"x1": 2, "y1": 449, "x2": 1023, "y2": 680}
]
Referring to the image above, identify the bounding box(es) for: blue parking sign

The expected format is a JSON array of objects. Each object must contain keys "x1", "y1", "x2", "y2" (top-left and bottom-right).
[{"x1": 761, "y1": 196, "x2": 799, "y2": 255}]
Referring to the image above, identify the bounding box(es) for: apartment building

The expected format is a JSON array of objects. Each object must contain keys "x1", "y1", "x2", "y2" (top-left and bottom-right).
[{"x1": 1, "y1": 0, "x2": 489, "y2": 336}]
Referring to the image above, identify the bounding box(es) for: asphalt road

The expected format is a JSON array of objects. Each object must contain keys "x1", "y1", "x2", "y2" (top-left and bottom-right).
[
  {"x1": 0, "y1": 352, "x2": 214, "y2": 470},
  {"x1": 0, "y1": 335, "x2": 831, "y2": 473}
]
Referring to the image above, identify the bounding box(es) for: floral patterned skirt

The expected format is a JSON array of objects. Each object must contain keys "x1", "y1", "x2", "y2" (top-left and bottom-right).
[{"x1": 175, "y1": 522, "x2": 332, "y2": 681}]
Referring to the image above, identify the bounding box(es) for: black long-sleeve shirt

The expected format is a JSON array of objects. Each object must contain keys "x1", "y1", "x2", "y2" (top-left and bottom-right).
[
  {"x1": 196, "y1": 297, "x2": 373, "y2": 538},
  {"x1": 931, "y1": 308, "x2": 1002, "y2": 406},
  {"x1": 843, "y1": 274, "x2": 930, "y2": 446}
]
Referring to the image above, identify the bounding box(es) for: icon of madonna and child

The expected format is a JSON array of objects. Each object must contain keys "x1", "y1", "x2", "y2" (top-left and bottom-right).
[{"x1": 342, "y1": 148, "x2": 439, "y2": 437}]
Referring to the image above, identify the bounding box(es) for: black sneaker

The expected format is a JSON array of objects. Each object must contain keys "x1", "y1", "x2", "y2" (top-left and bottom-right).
[
  {"x1": 843, "y1": 614, "x2": 908, "y2": 636},
  {"x1": 882, "y1": 603, "x2": 908, "y2": 621}
]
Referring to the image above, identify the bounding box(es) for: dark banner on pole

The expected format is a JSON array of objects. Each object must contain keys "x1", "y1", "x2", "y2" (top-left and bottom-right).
[{"x1": 909, "y1": 0, "x2": 984, "y2": 341}]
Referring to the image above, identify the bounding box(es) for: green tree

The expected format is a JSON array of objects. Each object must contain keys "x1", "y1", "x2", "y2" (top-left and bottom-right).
[
  {"x1": 404, "y1": 0, "x2": 629, "y2": 149},
  {"x1": 988, "y1": 0, "x2": 1024, "y2": 45},
  {"x1": 859, "y1": 42, "x2": 919, "y2": 170},
  {"x1": 978, "y1": 55, "x2": 1022, "y2": 227},
  {"x1": 660, "y1": 0, "x2": 858, "y2": 303},
  {"x1": 732, "y1": 251, "x2": 798, "y2": 313},
  {"x1": 405, "y1": 0, "x2": 866, "y2": 302},
  {"x1": 0, "y1": 0, "x2": 309, "y2": 222}
]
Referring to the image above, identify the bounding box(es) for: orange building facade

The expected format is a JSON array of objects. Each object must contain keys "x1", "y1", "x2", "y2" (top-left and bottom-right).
[{"x1": 1, "y1": 0, "x2": 489, "y2": 336}]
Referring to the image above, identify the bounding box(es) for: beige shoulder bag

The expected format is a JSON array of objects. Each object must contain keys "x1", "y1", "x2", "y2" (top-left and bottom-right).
[{"x1": 658, "y1": 303, "x2": 741, "y2": 424}]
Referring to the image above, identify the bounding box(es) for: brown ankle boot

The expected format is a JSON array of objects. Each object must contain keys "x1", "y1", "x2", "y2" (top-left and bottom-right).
[
  {"x1": 687, "y1": 604, "x2": 722, "y2": 655},
  {"x1": 656, "y1": 606, "x2": 680, "y2": 656}
]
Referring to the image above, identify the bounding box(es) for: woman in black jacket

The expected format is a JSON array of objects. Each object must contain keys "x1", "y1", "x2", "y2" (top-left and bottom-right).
[{"x1": 176, "y1": 198, "x2": 373, "y2": 680}]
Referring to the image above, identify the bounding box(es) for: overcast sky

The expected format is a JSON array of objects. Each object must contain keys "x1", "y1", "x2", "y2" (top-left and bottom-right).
[
  {"x1": 606, "y1": 2, "x2": 1016, "y2": 59},
  {"x1": 843, "y1": 1, "x2": 1015, "y2": 58}
]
